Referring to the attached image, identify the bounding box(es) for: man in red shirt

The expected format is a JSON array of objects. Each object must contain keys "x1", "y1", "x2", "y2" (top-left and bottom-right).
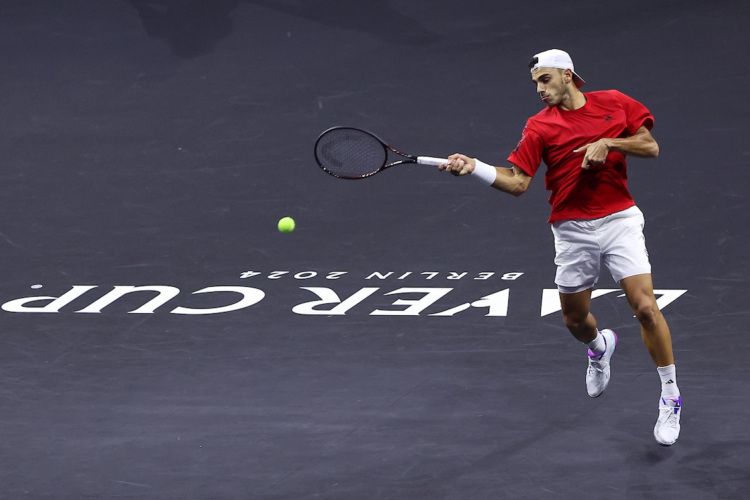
[{"x1": 440, "y1": 49, "x2": 681, "y2": 446}]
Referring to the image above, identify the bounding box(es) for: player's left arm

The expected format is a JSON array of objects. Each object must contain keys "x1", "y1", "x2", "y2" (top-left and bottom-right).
[{"x1": 574, "y1": 126, "x2": 659, "y2": 169}]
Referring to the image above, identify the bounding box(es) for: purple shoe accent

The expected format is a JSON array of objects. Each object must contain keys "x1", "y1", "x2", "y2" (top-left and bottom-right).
[
  {"x1": 604, "y1": 329, "x2": 619, "y2": 350},
  {"x1": 587, "y1": 348, "x2": 603, "y2": 359},
  {"x1": 587, "y1": 330, "x2": 616, "y2": 359},
  {"x1": 660, "y1": 396, "x2": 683, "y2": 414}
]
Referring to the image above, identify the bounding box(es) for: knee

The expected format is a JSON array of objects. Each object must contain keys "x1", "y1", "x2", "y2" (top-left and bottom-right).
[
  {"x1": 563, "y1": 311, "x2": 588, "y2": 332},
  {"x1": 633, "y1": 299, "x2": 660, "y2": 327}
]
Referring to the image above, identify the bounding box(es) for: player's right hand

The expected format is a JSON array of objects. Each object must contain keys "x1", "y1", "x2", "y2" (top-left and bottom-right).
[{"x1": 439, "y1": 154, "x2": 476, "y2": 176}]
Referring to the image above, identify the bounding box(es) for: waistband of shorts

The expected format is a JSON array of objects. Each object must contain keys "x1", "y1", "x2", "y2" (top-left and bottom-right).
[{"x1": 552, "y1": 205, "x2": 642, "y2": 227}]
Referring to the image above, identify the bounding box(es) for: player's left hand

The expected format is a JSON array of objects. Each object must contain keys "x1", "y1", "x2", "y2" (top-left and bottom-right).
[{"x1": 574, "y1": 139, "x2": 611, "y2": 169}]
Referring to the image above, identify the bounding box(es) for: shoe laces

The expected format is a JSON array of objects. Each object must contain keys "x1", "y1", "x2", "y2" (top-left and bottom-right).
[
  {"x1": 658, "y1": 407, "x2": 679, "y2": 428},
  {"x1": 587, "y1": 347, "x2": 607, "y2": 370},
  {"x1": 587, "y1": 358, "x2": 605, "y2": 374},
  {"x1": 658, "y1": 400, "x2": 681, "y2": 428}
]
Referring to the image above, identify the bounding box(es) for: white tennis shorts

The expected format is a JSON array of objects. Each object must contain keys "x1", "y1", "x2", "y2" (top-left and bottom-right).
[{"x1": 551, "y1": 206, "x2": 651, "y2": 294}]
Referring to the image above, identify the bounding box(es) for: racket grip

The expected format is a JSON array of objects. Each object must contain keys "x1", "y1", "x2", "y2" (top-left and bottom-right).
[{"x1": 417, "y1": 156, "x2": 450, "y2": 166}]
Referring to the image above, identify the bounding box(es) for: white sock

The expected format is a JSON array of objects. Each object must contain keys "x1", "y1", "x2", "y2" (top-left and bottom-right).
[
  {"x1": 587, "y1": 330, "x2": 606, "y2": 354},
  {"x1": 657, "y1": 364, "x2": 680, "y2": 399}
]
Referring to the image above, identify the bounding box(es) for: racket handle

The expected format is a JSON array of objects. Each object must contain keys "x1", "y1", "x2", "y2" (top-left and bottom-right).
[{"x1": 417, "y1": 156, "x2": 450, "y2": 166}]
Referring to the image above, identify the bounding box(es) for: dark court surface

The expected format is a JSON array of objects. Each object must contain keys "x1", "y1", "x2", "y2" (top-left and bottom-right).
[{"x1": 1, "y1": 1, "x2": 749, "y2": 498}]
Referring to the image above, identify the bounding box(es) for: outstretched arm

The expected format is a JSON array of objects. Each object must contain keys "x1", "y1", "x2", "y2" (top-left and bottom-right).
[
  {"x1": 438, "y1": 154, "x2": 532, "y2": 196},
  {"x1": 574, "y1": 126, "x2": 659, "y2": 169}
]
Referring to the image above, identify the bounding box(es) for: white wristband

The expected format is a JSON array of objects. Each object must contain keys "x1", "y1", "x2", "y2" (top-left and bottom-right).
[{"x1": 471, "y1": 159, "x2": 497, "y2": 186}]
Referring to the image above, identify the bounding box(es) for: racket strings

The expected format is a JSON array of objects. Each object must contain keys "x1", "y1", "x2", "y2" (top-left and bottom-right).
[{"x1": 315, "y1": 129, "x2": 387, "y2": 178}]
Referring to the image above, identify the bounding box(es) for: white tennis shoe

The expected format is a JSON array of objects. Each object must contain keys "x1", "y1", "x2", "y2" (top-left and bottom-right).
[
  {"x1": 654, "y1": 396, "x2": 682, "y2": 446},
  {"x1": 585, "y1": 329, "x2": 618, "y2": 398}
]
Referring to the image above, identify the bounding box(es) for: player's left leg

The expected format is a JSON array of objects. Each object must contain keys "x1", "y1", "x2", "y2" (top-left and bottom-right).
[
  {"x1": 601, "y1": 206, "x2": 682, "y2": 445},
  {"x1": 620, "y1": 273, "x2": 682, "y2": 446},
  {"x1": 620, "y1": 273, "x2": 673, "y2": 366}
]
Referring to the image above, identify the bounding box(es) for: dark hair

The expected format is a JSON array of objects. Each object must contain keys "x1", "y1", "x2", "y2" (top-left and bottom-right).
[{"x1": 528, "y1": 56, "x2": 538, "y2": 69}]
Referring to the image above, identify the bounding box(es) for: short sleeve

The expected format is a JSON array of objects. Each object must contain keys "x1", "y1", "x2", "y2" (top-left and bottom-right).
[
  {"x1": 507, "y1": 121, "x2": 544, "y2": 177},
  {"x1": 614, "y1": 90, "x2": 654, "y2": 134}
]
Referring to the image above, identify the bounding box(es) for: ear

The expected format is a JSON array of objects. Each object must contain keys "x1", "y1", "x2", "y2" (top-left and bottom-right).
[{"x1": 563, "y1": 69, "x2": 573, "y2": 84}]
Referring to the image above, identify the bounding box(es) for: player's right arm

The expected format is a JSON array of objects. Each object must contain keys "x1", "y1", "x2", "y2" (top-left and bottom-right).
[{"x1": 438, "y1": 154, "x2": 532, "y2": 196}]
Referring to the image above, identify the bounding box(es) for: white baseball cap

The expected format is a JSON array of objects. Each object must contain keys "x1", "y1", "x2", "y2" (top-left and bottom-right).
[{"x1": 529, "y1": 49, "x2": 585, "y2": 87}]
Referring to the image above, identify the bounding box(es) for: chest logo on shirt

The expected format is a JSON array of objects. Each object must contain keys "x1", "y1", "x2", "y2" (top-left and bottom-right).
[{"x1": 603, "y1": 114, "x2": 613, "y2": 121}]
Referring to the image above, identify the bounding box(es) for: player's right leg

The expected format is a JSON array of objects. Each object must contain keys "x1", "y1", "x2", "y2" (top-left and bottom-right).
[
  {"x1": 552, "y1": 219, "x2": 617, "y2": 397},
  {"x1": 559, "y1": 288, "x2": 596, "y2": 343},
  {"x1": 560, "y1": 289, "x2": 618, "y2": 398}
]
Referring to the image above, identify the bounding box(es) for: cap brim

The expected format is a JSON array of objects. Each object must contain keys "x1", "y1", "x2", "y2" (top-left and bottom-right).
[{"x1": 573, "y1": 72, "x2": 585, "y2": 87}]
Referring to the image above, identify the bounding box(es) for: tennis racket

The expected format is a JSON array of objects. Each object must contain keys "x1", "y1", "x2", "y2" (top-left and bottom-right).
[{"x1": 314, "y1": 126, "x2": 449, "y2": 180}]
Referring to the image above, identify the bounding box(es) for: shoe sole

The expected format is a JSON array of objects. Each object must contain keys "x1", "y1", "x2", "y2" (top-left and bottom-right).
[{"x1": 654, "y1": 431, "x2": 677, "y2": 446}]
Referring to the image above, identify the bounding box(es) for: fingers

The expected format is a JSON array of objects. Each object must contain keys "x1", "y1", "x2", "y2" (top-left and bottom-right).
[
  {"x1": 439, "y1": 154, "x2": 473, "y2": 176},
  {"x1": 581, "y1": 154, "x2": 590, "y2": 169},
  {"x1": 582, "y1": 149, "x2": 607, "y2": 169},
  {"x1": 576, "y1": 146, "x2": 604, "y2": 169},
  {"x1": 576, "y1": 140, "x2": 609, "y2": 169},
  {"x1": 581, "y1": 154, "x2": 607, "y2": 169},
  {"x1": 437, "y1": 154, "x2": 458, "y2": 171},
  {"x1": 574, "y1": 144, "x2": 589, "y2": 169}
]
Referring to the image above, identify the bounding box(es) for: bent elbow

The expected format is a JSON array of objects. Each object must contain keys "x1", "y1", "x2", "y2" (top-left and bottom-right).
[{"x1": 651, "y1": 142, "x2": 660, "y2": 157}]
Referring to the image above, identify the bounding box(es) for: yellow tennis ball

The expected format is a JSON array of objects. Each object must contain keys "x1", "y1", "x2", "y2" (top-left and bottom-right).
[{"x1": 277, "y1": 216, "x2": 296, "y2": 233}]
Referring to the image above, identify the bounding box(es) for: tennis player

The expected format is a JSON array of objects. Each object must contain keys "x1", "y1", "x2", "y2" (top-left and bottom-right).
[{"x1": 440, "y1": 49, "x2": 681, "y2": 446}]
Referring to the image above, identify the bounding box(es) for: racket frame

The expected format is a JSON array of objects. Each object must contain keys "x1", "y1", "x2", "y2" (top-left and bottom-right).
[{"x1": 314, "y1": 126, "x2": 447, "y2": 180}]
